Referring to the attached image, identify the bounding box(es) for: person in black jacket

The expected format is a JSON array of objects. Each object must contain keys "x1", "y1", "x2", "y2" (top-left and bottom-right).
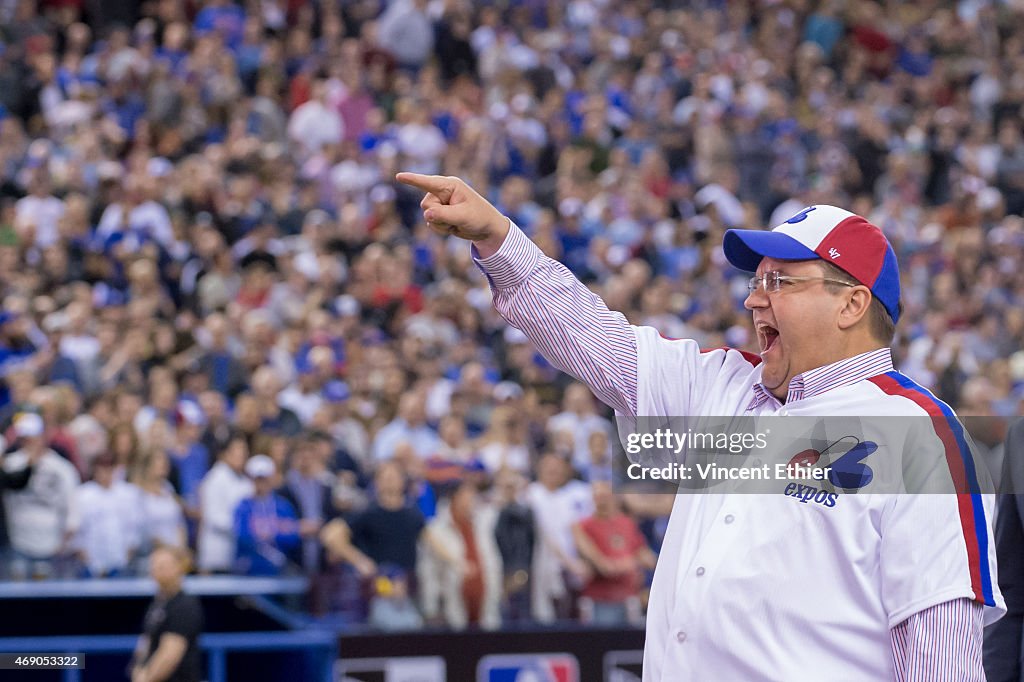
[
  {"x1": 278, "y1": 434, "x2": 338, "y2": 574},
  {"x1": 132, "y1": 546, "x2": 203, "y2": 682},
  {"x1": 493, "y1": 470, "x2": 535, "y2": 624},
  {"x1": 985, "y1": 418, "x2": 1024, "y2": 681},
  {"x1": 434, "y1": 11, "x2": 477, "y2": 84}
]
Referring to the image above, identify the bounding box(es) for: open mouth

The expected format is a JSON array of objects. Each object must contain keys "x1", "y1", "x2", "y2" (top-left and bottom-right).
[{"x1": 757, "y1": 323, "x2": 780, "y2": 356}]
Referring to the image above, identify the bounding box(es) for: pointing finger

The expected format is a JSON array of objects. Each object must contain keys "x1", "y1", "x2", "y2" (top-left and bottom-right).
[{"x1": 396, "y1": 172, "x2": 455, "y2": 200}]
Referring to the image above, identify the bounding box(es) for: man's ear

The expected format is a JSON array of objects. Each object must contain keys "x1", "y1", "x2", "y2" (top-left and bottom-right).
[{"x1": 837, "y1": 286, "x2": 873, "y2": 330}]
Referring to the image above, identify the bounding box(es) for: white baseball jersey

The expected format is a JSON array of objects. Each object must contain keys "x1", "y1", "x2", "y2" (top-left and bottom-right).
[
  {"x1": 477, "y1": 221, "x2": 1004, "y2": 681},
  {"x1": 634, "y1": 329, "x2": 1004, "y2": 681}
]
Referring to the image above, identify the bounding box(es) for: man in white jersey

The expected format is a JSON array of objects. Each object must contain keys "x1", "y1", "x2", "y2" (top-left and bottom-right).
[{"x1": 396, "y1": 173, "x2": 1004, "y2": 680}]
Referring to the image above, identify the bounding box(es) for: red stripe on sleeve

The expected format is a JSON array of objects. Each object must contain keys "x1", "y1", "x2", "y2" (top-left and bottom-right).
[{"x1": 868, "y1": 374, "x2": 984, "y2": 604}]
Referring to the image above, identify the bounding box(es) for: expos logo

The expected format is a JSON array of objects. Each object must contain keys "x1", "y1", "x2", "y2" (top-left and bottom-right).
[{"x1": 783, "y1": 437, "x2": 878, "y2": 507}]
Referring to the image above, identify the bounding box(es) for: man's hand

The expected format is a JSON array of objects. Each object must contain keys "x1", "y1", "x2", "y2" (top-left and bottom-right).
[
  {"x1": 395, "y1": 173, "x2": 510, "y2": 255},
  {"x1": 299, "y1": 518, "x2": 322, "y2": 537},
  {"x1": 567, "y1": 557, "x2": 592, "y2": 585},
  {"x1": 355, "y1": 556, "x2": 378, "y2": 579}
]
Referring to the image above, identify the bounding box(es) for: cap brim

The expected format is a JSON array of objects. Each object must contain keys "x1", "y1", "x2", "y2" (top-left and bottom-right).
[{"x1": 723, "y1": 229, "x2": 820, "y2": 272}]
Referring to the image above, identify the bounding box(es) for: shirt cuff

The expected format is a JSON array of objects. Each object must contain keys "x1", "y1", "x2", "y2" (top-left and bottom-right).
[{"x1": 472, "y1": 219, "x2": 543, "y2": 290}]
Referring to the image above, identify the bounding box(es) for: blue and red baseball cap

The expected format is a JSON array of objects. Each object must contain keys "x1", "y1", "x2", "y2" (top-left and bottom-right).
[{"x1": 723, "y1": 205, "x2": 901, "y2": 323}]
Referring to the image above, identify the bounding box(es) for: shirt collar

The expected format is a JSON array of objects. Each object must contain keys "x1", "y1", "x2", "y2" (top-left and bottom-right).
[{"x1": 746, "y1": 347, "x2": 894, "y2": 410}]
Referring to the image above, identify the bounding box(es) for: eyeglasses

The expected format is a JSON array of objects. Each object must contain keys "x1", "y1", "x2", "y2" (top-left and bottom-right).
[{"x1": 747, "y1": 271, "x2": 857, "y2": 294}]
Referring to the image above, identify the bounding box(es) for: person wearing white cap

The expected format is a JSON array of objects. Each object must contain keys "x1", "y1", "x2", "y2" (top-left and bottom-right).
[
  {"x1": 397, "y1": 173, "x2": 1004, "y2": 681},
  {"x1": 232, "y1": 454, "x2": 300, "y2": 576},
  {"x1": 2, "y1": 413, "x2": 80, "y2": 579}
]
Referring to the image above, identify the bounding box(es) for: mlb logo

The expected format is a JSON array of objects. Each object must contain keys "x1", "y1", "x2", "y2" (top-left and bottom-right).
[
  {"x1": 603, "y1": 650, "x2": 643, "y2": 682},
  {"x1": 477, "y1": 653, "x2": 579, "y2": 682}
]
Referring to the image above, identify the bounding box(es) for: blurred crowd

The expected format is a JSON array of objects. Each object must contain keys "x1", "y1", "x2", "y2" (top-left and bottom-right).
[{"x1": 0, "y1": 0, "x2": 1021, "y2": 630}]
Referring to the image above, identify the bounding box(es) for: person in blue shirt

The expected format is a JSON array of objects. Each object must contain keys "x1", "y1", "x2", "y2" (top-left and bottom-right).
[
  {"x1": 233, "y1": 454, "x2": 300, "y2": 576},
  {"x1": 193, "y1": 0, "x2": 246, "y2": 50}
]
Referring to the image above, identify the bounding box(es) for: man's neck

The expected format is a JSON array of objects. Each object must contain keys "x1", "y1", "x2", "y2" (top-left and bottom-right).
[
  {"x1": 378, "y1": 493, "x2": 404, "y2": 510},
  {"x1": 770, "y1": 345, "x2": 891, "y2": 402},
  {"x1": 158, "y1": 584, "x2": 182, "y2": 600}
]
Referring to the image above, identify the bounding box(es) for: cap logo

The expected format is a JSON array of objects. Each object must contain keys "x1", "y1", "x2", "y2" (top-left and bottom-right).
[
  {"x1": 828, "y1": 247, "x2": 840, "y2": 259},
  {"x1": 785, "y1": 206, "x2": 817, "y2": 223}
]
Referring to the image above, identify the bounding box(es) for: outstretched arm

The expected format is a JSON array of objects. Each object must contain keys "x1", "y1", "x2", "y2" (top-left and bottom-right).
[
  {"x1": 396, "y1": 173, "x2": 638, "y2": 416},
  {"x1": 319, "y1": 518, "x2": 377, "y2": 578}
]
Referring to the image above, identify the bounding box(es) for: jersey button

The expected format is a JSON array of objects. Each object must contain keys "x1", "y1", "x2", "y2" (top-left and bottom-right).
[
  {"x1": 695, "y1": 567, "x2": 705, "y2": 577},
  {"x1": 676, "y1": 631, "x2": 687, "y2": 643},
  {"x1": 724, "y1": 514, "x2": 735, "y2": 524}
]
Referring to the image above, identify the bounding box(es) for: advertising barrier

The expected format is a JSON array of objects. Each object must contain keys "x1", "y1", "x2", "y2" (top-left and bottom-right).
[{"x1": 337, "y1": 627, "x2": 644, "y2": 682}]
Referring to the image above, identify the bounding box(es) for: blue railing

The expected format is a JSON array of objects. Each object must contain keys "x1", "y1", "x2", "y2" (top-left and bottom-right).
[
  {"x1": 0, "y1": 631, "x2": 337, "y2": 682},
  {"x1": 0, "y1": 576, "x2": 309, "y2": 599}
]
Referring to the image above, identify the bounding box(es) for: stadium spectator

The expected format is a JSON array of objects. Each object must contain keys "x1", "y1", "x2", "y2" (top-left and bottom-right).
[
  {"x1": 377, "y1": 0, "x2": 436, "y2": 71},
  {"x1": 276, "y1": 358, "x2": 327, "y2": 427},
  {"x1": 546, "y1": 383, "x2": 614, "y2": 475},
  {"x1": 320, "y1": 386, "x2": 371, "y2": 470},
  {"x1": 477, "y1": 404, "x2": 531, "y2": 475},
  {"x1": 233, "y1": 454, "x2": 300, "y2": 576},
  {"x1": 194, "y1": 314, "x2": 247, "y2": 399},
  {"x1": 134, "y1": 450, "x2": 187, "y2": 556},
  {"x1": 32, "y1": 383, "x2": 83, "y2": 474},
  {"x1": 572, "y1": 481, "x2": 655, "y2": 627},
  {"x1": 420, "y1": 479, "x2": 503, "y2": 630},
  {"x1": 279, "y1": 436, "x2": 337, "y2": 574},
  {"x1": 525, "y1": 453, "x2": 593, "y2": 623},
  {"x1": 108, "y1": 422, "x2": 141, "y2": 480},
  {"x1": 165, "y1": 400, "x2": 209, "y2": 520},
  {"x1": 95, "y1": 176, "x2": 175, "y2": 254},
  {"x1": 14, "y1": 170, "x2": 63, "y2": 248},
  {"x1": 0, "y1": 368, "x2": 38, "y2": 430},
  {"x1": 68, "y1": 453, "x2": 140, "y2": 577},
  {"x1": 493, "y1": 469, "x2": 535, "y2": 623},
  {"x1": 371, "y1": 391, "x2": 441, "y2": 463},
  {"x1": 321, "y1": 460, "x2": 424, "y2": 580},
  {"x1": 196, "y1": 436, "x2": 253, "y2": 574},
  {"x1": 432, "y1": 414, "x2": 474, "y2": 464},
  {"x1": 134, "y1": 378, "x2": 180, "y2": 445},
  {"x1": 0, "y1": 429, "x2": 32, "y2": 577},
  {"x1": 287, "y1": 80, "x2": 344, "y2": 158},
  {"x1": 249, "y1": 365, "x2": 303, "y2": 435},
  {"x1": 229, "y1": 393, "x2": 263, "y2": 451},
  {"x1": 3, "y1": 413, "x2": 78, "y2": 579},
  {"x1": 55, "y1": 302, "x2": 101, "y2": 395},
  {"x1": 0, "y1": 311, "x2": 49, "y2": 384},
  {"x1": 581, "y1": 430, "x2": 614, "y2": 483},
  {"x1": 196, "y1": 390, "x2": 232, "y2": 459}
]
